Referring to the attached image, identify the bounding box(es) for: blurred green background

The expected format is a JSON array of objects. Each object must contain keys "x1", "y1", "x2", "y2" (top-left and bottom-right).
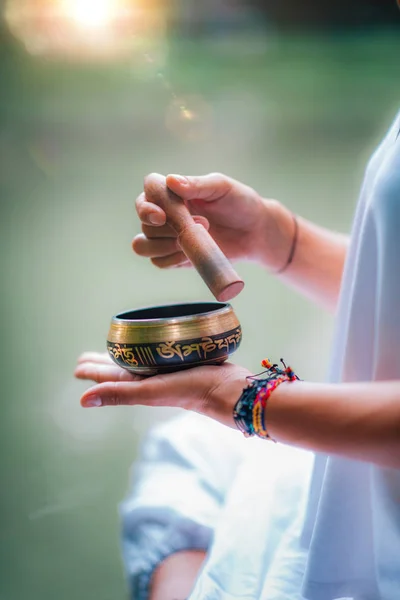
[{"x1": 1, "y1": 1, "x2": 399, "y2": 598}]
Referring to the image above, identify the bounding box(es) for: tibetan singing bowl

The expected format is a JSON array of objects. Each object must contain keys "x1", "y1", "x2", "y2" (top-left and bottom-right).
[{"x1": 107, "y1": 302, "x2": 242, "y2": 376}]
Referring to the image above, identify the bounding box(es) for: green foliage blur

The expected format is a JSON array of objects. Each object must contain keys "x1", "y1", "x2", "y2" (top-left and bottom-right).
[{"x1": 0, "y1": 5, "x2": 399, "y2": 599}]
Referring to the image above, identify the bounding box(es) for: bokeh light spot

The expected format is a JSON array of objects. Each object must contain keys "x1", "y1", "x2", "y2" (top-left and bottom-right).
[
  {"x1": 4, "y1": 0, "x2": 167, "y2": 62},
  {"x1": 165, "y1": 95, "x2": 213, "y2": 142},
  {"x1": 62, "y1": 0, "x2": 116, "y2": 30}
]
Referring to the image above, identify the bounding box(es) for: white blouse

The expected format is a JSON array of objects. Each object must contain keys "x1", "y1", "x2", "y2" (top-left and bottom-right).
[{"x1": 120, "y1": 109, "x2": 400, "y2": 600}]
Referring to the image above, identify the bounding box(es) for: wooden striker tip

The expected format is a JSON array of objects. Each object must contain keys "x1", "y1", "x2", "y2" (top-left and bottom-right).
[{"x1": 145, "y1": 174, "x2": 245, "y2": 301}]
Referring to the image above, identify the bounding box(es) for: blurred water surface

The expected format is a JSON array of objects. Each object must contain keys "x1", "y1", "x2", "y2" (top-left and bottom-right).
[{"x1": 1, "y1": 27, "x2": 400, "y2": 600}]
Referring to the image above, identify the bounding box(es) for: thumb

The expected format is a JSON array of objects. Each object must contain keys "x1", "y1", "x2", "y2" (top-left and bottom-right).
[{"x1": 166, "y1": 173, "x2": 232, "y2": 202}]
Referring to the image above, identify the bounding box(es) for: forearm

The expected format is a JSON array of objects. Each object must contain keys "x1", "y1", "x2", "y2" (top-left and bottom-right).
[
  {"x1": 262, "y1": 200, "x2": 349, "y2": 312},
  {"x1": 267, "y1": 380, "x2": 400, "y2": 468},
  {"x1": 149, "y1": 550, "x2": 206, "y2": 600}
]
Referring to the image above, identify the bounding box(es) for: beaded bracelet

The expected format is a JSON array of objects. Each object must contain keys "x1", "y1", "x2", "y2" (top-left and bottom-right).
[{"x1": 233, "y1": 359, "x2": 299, "y2": 440}]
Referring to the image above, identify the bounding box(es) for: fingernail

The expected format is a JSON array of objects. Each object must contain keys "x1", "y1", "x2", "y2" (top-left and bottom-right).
[
  {"x1": 82, "y1": 396, "x2": 102, "y2": 408},
  {"x1": 168, "y1": 174, "x2": 188, "y2": 186},
  {"x1": 149, "y1": 213, "x2": 164, "y2": 226}
]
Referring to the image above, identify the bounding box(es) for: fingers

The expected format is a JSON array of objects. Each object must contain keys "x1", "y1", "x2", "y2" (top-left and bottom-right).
[
  {"x1": 135, "y1": 173, "x2": 212, "y2": 270},
  {"x1": 166, "y1": 173, "x2": 232, "y2": 202},
  {"x1": 133, "y1": 234, "x2": 180, "y2": 258},
  {"x1": 137, "y1": 171, "x2": 231, "y2": 229},
  {"x1": 140, "y1": 215, "x2": 209, "y2": 240},
  {"x1": 75, "y1": 361, "x2": 139, "y2": 384},
  {"x1": 133, "y1": 217, "x2": 209, "y2": 269},
  {"x1": 79, "y1": 363, "x2": 251, "y2": 435},
  {"x1": 81, "y1": 367, "x2": 212, "y2": 409},
  {"x1": 139, "y1": 172, "x2": 174, "y2": 226},
  {"x1": 141, "y1": 223, "x2": 177, "y2": 239},
  {"x1": 76, "y1": 352, "x2": 113, "y2": 366},
  {"x1": 136, "y1": 191, "x2": 166, "y2": 227},
  {"x1": 136, "y1": 190, "x2": 210, "y2": 233},
  {"x1": 80, "y1": 372, "x2": 195, "y2": 409},
  {"x1": 132, "y1": 233, "x2": 188, "y2": 267},
  {"x1": 151, "y1": 252, "x2": 190, "y2": 269}
]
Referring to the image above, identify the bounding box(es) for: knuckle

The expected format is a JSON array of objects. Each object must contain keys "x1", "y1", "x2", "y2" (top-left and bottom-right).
[
  {"x1": 135, "y1": 192, "x2": 145, "y2": 207},
  {"x1": 143, "y1": 172, "x2": 158, "y2": 193},
  {"x1": 136, "y1": 210, "x2": 147, "y2": 223},
  {"x1": 217, "y1": 174, "x2": 232, "y2": 193},
  {"x1": 143, "y1": 172, "x2": 153, "y2": 186},
  {"x1": 135, "y1": 195, "x2": 145, "y2": 215},
  {"x1": 107, "y1": 382, "x2": 121, "y2": 406},
  {"x1": 137, "y1": 202, "x2": 150, "y2": 219},
  {"x1": 191, "y1": 176, "x2": 200, "y2": 189}
]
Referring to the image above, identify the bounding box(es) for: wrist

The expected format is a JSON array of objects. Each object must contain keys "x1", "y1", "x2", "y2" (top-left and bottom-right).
[
  {"x1": 254, "y1": 199, "x2": 297, "y2": 273},
  {"x1": 265, "y1": 378, "x2": 303, "y2": 444}
]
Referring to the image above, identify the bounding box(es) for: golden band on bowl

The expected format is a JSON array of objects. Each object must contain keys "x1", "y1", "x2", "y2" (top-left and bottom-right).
[{"x1": 107, "y1": 302, "x2": 242, "y2": 375}]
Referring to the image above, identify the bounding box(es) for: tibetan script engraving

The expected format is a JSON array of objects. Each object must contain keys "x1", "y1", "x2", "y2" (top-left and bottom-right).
[
  {"x1": 155, "y1": 328, "x2": 242, "y2": 362},
  {"x1": 108, "y1": 343, "x2": 139, "y2": 366}
]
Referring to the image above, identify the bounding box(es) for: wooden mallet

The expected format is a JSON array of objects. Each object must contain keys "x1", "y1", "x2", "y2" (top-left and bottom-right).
[{"x1": 146, "y1": 174, "x2": 245, "y2": 302}]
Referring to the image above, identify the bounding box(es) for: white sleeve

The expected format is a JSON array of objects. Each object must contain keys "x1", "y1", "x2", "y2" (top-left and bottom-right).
[{"x1": 119, "y1": 411, "x2": 247, "y2": 600}]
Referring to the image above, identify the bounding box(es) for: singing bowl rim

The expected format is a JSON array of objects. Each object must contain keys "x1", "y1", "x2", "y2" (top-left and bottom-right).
[
  {"x1": 108, "y1": 301, "x2": 240, "y2": 344},
  {"x1": 111, "y1": 301, "x2": 233, "y2": 327}
]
